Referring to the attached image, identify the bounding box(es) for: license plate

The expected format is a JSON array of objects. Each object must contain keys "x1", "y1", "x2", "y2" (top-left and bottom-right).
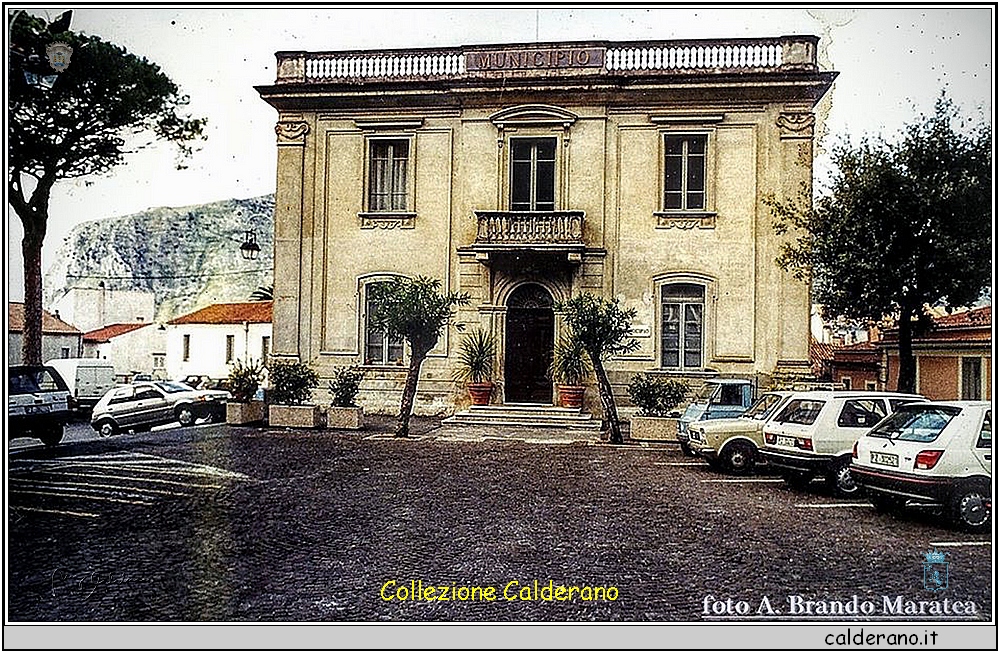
[
  {"x1": 776, "y1": 435, "x2": 796, "y2": 448},
  {"x1": 24, "y1": 405, "x2": 50, "y2": 414},
  {"x1": 870, "y1": 451, "x2": 898, "y2": 467}
]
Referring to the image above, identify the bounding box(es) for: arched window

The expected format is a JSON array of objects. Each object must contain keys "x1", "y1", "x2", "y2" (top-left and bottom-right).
[
  {"x1": 363, "y1": 280, "x2": 404, "y2": 365},
  {"x1": 661, "y1": 283, "x2": 704, "y2": 369}
]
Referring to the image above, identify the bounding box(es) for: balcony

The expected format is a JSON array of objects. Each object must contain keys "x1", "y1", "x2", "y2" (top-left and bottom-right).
[
  {"x1": 475, "y1": 210, "x2": 583, "y2": 246},
  {"x1": 274, "y1": 36, "x2": 820, "y2": 85}
]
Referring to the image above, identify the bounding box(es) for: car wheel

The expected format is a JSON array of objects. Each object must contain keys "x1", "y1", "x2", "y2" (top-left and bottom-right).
[
  {"x1": 722, "y1": 441, "x2": 756, "y2": 475},
  {"x1": 950, "y1": 483, "x2": 991, "y2": 533},
  {"x1": 176, "y1": 406, "x2": 195, "y2": 427},
  {"x1": 96, "y1": 420, "x2": 117, "y2": 438},
  {"x1": 38, "y1": 426, "x2": 64, "y2": 446},
  {"x1": 783, "y1": 471, "x2": 813, "y2": 490},
  {"x1": 870, "y1": 494, "x2": 905, "y2": 515},
  {"x1": 827, "y1": 458, "x2": 862, "y2": 497}
]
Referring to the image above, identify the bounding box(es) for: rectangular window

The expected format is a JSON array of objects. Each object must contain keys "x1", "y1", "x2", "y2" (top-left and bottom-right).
[
  {"x1": 182, "y1": 334, "x2": 191, "y2": 362},
  {"x1": 661, "y1": 283, "x2": 704, "y2": 369},
  {"x1": 510, "y1": 138, "x2": 556, "y2": 211},
  {"x1": 841, "y1": 377, "x2": 852, "y2": 390},
  {"x1": 365, "y1": 283, "x2": 404, "y2": 366},
  {"x1": 153, "y1": 354, "x2": 165, "y2": 370},
  {"x1": 368, "y1": 139, "x2": 409, "y2": 211},
  {"x1": 261, "y1": 336, "x2": 270, "y2": 363},
  {"x1": 226, "y1": 335, "x2": 235, "y2": 364},
  {"x1": 663, "y1": 134, "x2": 707, "y2": 211},
  {"x1": 865, "y1": 381, "x2": 877, "y2": 391},
  {"x1": 961, "y1": 358, "x2": 982, "y2": 400},
  {"x1": 61, "y1": 347, "x2": 71, "y2": 359}
]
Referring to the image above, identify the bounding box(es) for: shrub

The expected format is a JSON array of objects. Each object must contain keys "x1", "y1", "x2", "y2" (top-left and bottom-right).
[
  {"x1": 328, "y1": 366, "x2": 366, "y2": 407},
  {"x1": 628, "y1": 374, "x2": 687, "y2": 417},
  {"x1": 269, "y1": 360, "x2": 318, "y2": 406},
  {"x1": 227, "y1": 358, "x2": 266, "y2": 403},
  {"x1": 452, "y1": 328, "x2": 496, "y2": 384},
  {"x1": 548, "y1": 335, "x2": 591, "y2": 385}
]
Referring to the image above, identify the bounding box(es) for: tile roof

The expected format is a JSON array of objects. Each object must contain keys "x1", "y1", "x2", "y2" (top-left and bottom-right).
[
  {"x1": 168, "y1": 301, "x2": 273, "y2": 325},
  {"x1": 933, "y1": 305, "x2": 991, "y2": 328},
  {"x1": 82, "y1": 323, "x2": 151, "y2": 343},
  {"x1": 8, "y1": 302, "x2": 81, "y2": 335}
]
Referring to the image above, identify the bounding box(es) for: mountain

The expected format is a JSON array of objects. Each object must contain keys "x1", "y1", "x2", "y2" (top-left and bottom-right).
[{"x1": 43, "y1": 194, "x2": 275, "y2": 323}]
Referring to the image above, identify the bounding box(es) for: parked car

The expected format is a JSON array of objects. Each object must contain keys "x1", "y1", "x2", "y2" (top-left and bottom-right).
[
  {"x1": 676, "y1": 378, "x2": 755, "y2": 455},
  {"x1": 687, "y1": 390, "x2": 794, "y2": 474},
  {"x1": 9, "y1": 365, "x2": 73, "y2": 446},
  {"x1": 45, "y1": 358, "x2": 116, "y2": 413},
  {"x1": 851, "y1": 401, "x2": 991, "y2": 533},
  {"x1": 760, "y1": 391, "x2": 924, "y2": 496},
  {"x1": 91, "y1": 381, "x2": 229, "y2": 437}
]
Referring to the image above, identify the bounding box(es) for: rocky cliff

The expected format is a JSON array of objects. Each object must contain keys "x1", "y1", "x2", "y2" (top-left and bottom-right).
[{"x1": 44, "y1": 194, "x2": 275, "y2": 323}]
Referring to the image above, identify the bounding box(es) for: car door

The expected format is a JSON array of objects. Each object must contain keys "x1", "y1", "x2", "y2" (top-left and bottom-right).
[
  {"x1": 132, "y1": 386, "x2": 171, "y2": 426},
  {"x1": 972, "y1": 409, "x2": 992, "y2": 475}
]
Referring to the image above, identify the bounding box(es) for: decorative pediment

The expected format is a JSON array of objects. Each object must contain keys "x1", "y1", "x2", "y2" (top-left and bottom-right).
[{"x1": 489, "y1": 104, "x2": 578, "y2": 129}]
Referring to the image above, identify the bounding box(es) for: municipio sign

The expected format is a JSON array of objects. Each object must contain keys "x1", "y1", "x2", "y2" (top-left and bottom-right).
[{"x1": 466, "y1": 46, "x2": 605, "y2": 72}]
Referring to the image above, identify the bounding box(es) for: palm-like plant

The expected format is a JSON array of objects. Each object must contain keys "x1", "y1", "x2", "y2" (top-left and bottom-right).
[{"x1": 453, "y1": 328, "x2": 496, "y2": 384}]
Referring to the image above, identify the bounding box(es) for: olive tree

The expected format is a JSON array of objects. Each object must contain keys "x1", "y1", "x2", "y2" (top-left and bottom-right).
[
  {"x1": 556, "y1": 293, "x2": 639, "y2": 444},
  {"x1": 368, "y1": 276, "x2": 469, "y2": 437}
]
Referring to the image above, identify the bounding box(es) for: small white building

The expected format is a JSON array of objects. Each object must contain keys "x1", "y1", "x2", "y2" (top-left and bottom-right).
[
  {"x1": 165, "y1": 301, "x2": 272, "y2": 381},
  {"x1": 48, "y1": 286, "x2": 156, "y2": 333},
  {"x1": 8, "y1": 302, "x2": 82, "y2": 365},
  {"x1": 82, "y1": 323, "x2": 167, "y2": 381}
]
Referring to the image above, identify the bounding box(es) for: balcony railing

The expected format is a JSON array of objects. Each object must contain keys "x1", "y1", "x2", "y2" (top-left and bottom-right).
[
  {"x1": 474, "y1": 211, "x2": 584, "y2": 246},
  {"x1": 275, "y1": 36, "x2": 819, "y2": 84}
]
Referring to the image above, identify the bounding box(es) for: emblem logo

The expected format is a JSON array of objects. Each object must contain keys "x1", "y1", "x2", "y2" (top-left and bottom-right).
[
  {"x1": 922, "y1": 549, "x2": 949, "y2": 592},
  {"x1": 45, "y1": 41, "x2": 73, "y2": 72}
]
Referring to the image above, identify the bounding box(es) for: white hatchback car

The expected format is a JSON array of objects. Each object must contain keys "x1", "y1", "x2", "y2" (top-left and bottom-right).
[
  {"x1": 851, "y1": 401, "x2": 992, "y2": 533},
  {"x1": 761, "y1": 391, "x2": 924, "y2": 496}
]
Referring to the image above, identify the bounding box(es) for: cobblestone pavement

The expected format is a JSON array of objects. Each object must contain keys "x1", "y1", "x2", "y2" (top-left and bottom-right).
[{"x1": 7, "y1": 417, "x2": 994, "y2": 622}]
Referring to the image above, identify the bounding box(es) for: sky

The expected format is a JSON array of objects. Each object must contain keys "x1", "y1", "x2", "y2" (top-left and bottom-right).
[{"x1": 5, "y1": 5, "x2": 995, "y2": 302}]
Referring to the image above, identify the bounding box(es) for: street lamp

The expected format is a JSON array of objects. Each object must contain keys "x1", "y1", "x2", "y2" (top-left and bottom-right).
[{"x1": 240, "y1": 229, "x2": 261, "y2": 261}]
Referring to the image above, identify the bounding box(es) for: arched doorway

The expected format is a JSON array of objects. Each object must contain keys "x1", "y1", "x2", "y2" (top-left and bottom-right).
[{"x1": 505, "y1": 284, "x2": 554, "y2": 404}]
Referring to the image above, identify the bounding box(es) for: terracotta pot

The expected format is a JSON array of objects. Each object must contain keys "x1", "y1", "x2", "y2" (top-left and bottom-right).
[
  {"x1": 557, "y1": 384, "x2": 585, "y2": 409},
  {"x1": 467, "y1": 382, "x2": 493, "y2": 406}
]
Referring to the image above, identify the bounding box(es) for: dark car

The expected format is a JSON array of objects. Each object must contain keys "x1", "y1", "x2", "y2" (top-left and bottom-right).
[
  {"x1": 90, "y1": 381, "x2": 229, "y2": 437},
  {"x1": 9, "y1": 365, "x2": 73, "y2": 446}
]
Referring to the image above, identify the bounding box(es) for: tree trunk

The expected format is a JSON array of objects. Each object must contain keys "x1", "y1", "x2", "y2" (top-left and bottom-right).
[
  {"x1": 590, "y1": 354, "x2": 623, "y2": 445},
  {"x1": 21, "y1": 222, "x2": 46, "y2": 366},
  {"x1": 395, "y1": 349, "x2": 427, "y2": 438},
  {"x1": 896, "y1": 305, "x2": 917, "y2": 394}
]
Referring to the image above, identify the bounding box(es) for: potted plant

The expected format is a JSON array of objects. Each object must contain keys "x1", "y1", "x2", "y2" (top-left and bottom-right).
[
  {"x1": 268, "y1": 359, "x2": 321, "y2": 428},
  {"x1": 627, "y1": 373, "x2": 687, "y2": 441},
  {"x1": 453, "y1": 328, "x2": 496, "y2": 406},
  {"x1": 548, "y1": 335, "x2": 591, "y2": 409},
  {"x1": 226, "y1": 358, "x2": 267, "y2": 425},
  {"x1": 326, "y1": 366, "x2": 366, "y2": 430}
]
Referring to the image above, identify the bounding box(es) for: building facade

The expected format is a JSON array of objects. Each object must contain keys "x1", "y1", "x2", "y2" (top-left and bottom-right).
[
  {"x1": 48, "y1": 286, "x2": 156, "y2": 334},
  {"x1": 165, "y1": 302, "x2": 273, "y2": 382},
  {"x1": 881, "y1": 306, "x2": 992, "y2": 401},
  {"x1": 82, "y1": 323, "x2": 167, "y2": 381},
  {"x1": 8, "y1": 302, "x2": 82, "y2": 365},
  {"x1": 256, "y1": 37, "x2": 836, "y2": 413}
]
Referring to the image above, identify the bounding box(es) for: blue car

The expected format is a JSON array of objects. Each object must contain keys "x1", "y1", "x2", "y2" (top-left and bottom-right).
[{"x1": 677, "y1": 379, "x2": 754, "y2": 455}]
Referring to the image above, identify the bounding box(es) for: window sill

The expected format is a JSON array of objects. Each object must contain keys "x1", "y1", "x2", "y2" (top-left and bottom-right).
[
  {"x1": 649, "y1": 368, "x2": 720, "y2": 378},
  {"x1": 359, "y1": 212, "x2": 416, "y2": 229},
  {"x1": 654, "y1": 211, "x2": 716, "y2": 230}
]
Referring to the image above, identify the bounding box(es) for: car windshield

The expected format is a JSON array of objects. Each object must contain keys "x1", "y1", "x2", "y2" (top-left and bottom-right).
[
  {"x1": 695, "y1": 383, "x2": 718, "y2": 402},
  {"x1": 156, "y1": 381, "x2": 194, "y2": 394},
  {"x1": 742, "y1": 393, "x2": 783, "y2": 420},
  {"x1": 774, "y1": 399, "x2": 824, "y2": 425},
  {"x1": 868, "y1": 405, "x2": 961, "y2": 443},
  {"x1": 10, "y1": 368, "x2": 66, "y2": 394}
]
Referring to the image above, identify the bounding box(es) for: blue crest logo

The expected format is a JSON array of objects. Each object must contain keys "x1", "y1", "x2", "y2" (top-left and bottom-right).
[
  {"x1": 45, "y1": 42, "x2": 73, "y2": 72},
  {"x1": 922, "y1": 549, "x2": 949, "y2": 592}
]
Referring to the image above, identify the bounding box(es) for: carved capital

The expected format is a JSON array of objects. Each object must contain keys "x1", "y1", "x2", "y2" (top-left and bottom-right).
[
  {"x1": 776, "y1": 112, "x2": 815, "y2": 139},
  {"x1": 275, "y1": 121, "x2": 310, "y2": 144}
]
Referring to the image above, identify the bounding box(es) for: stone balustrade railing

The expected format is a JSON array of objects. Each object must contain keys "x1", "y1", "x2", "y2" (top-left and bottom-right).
[
  {"x1": 474, "y1": 211, "x2": 584, "y2": 245},
  {"x1": 275, "y1": 35, "x2": 819, "y2": 83}
]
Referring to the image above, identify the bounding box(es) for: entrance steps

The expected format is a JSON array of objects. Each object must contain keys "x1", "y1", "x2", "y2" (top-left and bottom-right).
[{"x1": 442, "y1": 403, "x2": 603, "y2": 431}]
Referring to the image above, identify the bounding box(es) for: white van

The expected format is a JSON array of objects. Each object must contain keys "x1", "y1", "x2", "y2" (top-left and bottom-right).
[
  {"x1": 44, "y1": 358, "x2": 117, "y2": 411},
  {"x1": 760, "y1": 391, "x2": 924, "y2": 496}
]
